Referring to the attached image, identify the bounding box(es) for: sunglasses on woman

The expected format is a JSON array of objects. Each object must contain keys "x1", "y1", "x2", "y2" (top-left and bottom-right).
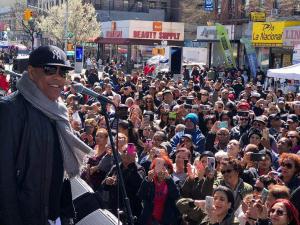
[
  {"x1": 43, "y1": 65, "x2": 69, "y2": 78},
  {"x1": 280, "y1": 162, "x2": 294, "y2": 169},
  {"x1": 270, "y1": 208, "x2": 287, "y2": 216}
]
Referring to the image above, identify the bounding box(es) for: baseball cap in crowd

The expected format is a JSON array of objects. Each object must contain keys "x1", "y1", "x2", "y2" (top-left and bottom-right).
[
  {"x1": 278, "y1": 97, "x2": 285, "y2": 103},
  {"x1": 182, "y1": 134, "x2": 193, "y2": 141},
  {"x1": 200, "y1": 151, "x2": 214, "y2": 159},
  {"x1": 29, "y1": 45, "x2": 73, "y2": 70},
  {"x1": 269, "y1": 113, "x2": 281, "y2": 120},
  {"x1": 287, "y1": 114, "x2": 299, "y2": 123},
  {"x1": 251, "y1": 91, "x2": 261, "y2": 98},
  {"x1": 253, "y1": 116, "x2": 267, "y2": 125},
  {"x1": 238, "y1": 102, "x2": 250, "y2": 111}
]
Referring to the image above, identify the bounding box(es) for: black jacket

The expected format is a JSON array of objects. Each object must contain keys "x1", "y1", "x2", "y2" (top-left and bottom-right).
[
  {"x1": 0, "y1": 92, "x2": 64, "y2": 225},
  {"x1": 137, "y1": 177, "x2": 180, "y2": 225},
  {"x1": 101, "y1": 162, "x2": 145, "y2": 219}
]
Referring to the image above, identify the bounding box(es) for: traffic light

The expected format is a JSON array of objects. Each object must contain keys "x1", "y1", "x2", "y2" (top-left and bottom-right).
[{"x1": 24, "y1": 9, "x2": 32, "y2": 21}]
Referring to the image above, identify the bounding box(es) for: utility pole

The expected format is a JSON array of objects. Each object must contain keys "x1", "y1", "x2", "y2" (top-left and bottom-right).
[{"x1": 64, "y1": 0, "x2": 69, "y2": 52}]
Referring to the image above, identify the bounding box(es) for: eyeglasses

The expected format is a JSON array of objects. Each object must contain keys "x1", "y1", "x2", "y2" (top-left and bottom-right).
[
  {"x1": 280, "y1": 162, "x2": 294, "y2": 169},
  {"x1": 221, "y1": 169, "x2": 233, "y2": 175},
  {"x1": 43, "y1": 65, "x2": 69, "y2": 78},
  {"x1": 270, "y1": 208, "x2": 287, "y2": 216}
]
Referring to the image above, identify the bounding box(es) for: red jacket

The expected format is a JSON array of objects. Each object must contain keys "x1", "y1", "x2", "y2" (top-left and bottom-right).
[{"x1": 0, "y1": 74, "x2": 9, "y2": 92}]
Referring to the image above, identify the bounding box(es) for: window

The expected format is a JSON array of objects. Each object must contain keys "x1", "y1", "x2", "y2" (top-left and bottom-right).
[
  {"x1": 217, "y1": 0, "x2": 222, "y2": 14},
  {"x1": 161, "y1": 2, "x2": 167, "y2": 10},
  {"x1": 149, "y1": 1, "x2": 156, "y2": 8},
  {"x1": 124, "y1": 0, "x2": 129, "y2": 10}
]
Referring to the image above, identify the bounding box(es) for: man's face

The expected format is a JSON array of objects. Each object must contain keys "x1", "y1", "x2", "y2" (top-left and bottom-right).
[
  {"x1": 277, "y1": 138, "x2": 290, "y2": 154},
  {"x1": 28, "y1": 66, "x2": 66, "y2": 101}
]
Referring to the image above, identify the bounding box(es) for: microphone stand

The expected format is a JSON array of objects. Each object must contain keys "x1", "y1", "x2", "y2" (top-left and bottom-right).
[{"x1": 99, "y1": 99, "x2": 134, "y2": 225}]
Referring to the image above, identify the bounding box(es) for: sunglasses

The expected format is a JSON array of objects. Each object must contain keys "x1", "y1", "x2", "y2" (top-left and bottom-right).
[
  {"x1": 240, "y1": 117, "x2": 249, "y2": 121},
  {"x1": 270, "y1": 208, "x2": 287, "y2": 216},
  {"x1": 280, "y1": 162, "x2": 294, "y2": 169},
  {"x1": 43, "y1": 65, "x2": 69, "y2": 78},
  {"x1": 221, "y1": 169, "x2": 233, "y2": 175}
]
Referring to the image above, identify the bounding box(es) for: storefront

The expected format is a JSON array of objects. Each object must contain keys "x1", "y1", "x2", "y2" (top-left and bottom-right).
[
  {"x1": 252, "y1": 21, "x2": 300, "y2": 69},
  {"x1": 98, "y1": 20, "x2": 184, "y2": 69},
  {"x1": 196, "y1": 24, "x2": 242, "y2": 68}
]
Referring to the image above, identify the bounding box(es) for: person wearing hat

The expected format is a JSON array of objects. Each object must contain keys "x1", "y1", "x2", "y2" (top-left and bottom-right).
[
  {"x1": 269, "y1": 113, "x2": 282, "y2": 140},
  {"x1": 170, "y1": 113, "x2": 206, "y2": 154},
  {"x1": 287, "y1": 114, "x2": 299, "y2": 132},
  {"x1": 0, "y1": 45, "x2": 92, "y2": 225}
]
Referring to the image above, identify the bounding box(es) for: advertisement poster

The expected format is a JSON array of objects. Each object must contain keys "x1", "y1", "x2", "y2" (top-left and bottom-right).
[
  {"x1": 293, "y1": 44, "x2": 300, "y2": 64},
  {"x1": 240, "y1": 37, "x2": 258, "y2": 78},
  {"x1": 216, "y1": 23, "x2": 236, "y2": 68}
]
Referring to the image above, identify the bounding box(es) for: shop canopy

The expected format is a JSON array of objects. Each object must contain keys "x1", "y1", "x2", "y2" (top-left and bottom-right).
[{"x1": 267, "y1": 63, "x2": 300, "y2": 80}]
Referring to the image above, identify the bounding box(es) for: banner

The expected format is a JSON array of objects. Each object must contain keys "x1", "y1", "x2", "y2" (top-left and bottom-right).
[
  {"x1": 216, "y1": 23, "x2": 236, "y2": 68},
  {"x1": 240, "y1": 37, "x2": 258, "y2": 78},
  {"x1": 204, "y1": 0, "x2": 214, "y2": 11}
]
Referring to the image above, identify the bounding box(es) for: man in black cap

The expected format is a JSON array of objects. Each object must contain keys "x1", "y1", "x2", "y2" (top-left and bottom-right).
[{"x1": 0, "y1": 45, "x2": 92, "y2": 225}]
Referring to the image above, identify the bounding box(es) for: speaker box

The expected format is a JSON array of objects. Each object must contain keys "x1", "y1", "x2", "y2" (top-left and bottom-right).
[
  {"x1": 170, "y1": 47, "x2": 182, "y2": 75},
  {"x1": 71, "y1": 177, "x2": 121, "y2": 225}
]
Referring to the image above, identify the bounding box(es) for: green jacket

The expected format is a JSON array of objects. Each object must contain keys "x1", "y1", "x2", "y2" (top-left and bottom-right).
[{"x1": 176, "y1": 176, "x2": 215, "y2": 223}]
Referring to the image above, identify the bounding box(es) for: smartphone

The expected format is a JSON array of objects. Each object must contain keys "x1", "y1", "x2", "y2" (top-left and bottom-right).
[
  {"x1": 155, "y1": 158, "x2": 165, "y2": 173},
  {"x1": 205, "y1": 196, "x2": 214, "y2": 212},
  {"x1": 184, "y1": 104, "x2": 193, "y2": 109},
  {"x1": 127, "y1": 143, "x2": 136, "y2": 155},
  {"x1": 261, "y1": 188, "x2": 269, "y2": 204},
  {"x1": 144, "y1": 115, "x2": 150, "y2": 123},
  {"x1": 184, "y1": 160, "x2": 188, "y2": 173},
  {"x1": 250, "y1": 153, "x2": 266, "y2": 161},
  {"x1": 218, "y1": 121, "x2": 228, "y2": 129},
  {"x1": 207, "y1": 157, "x2": 216, "y2": 172},
  {"x1": 201, "y1": 105, "x2": 211, "y2": 111},
  {"x1": 169, "y1": 112, "x2": 177, "y2": 119}
]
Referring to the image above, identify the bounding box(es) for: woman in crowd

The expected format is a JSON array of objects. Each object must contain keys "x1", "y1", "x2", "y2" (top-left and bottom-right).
[
  {"x1": 199, "y1": 185, "x2": 239, "y2": 225},
  {"x1": 279, "y1": 153, "x2": 300, "y2": 193},
  {"x1": 138, "y1": 156, "x2": 180, "y2": 225},
  {"x1": 256, "y1": 199, "x2": 300, "y2": 225},
  {"x1": 80, "y1": 128, "x2": 109, "y2": 190}
]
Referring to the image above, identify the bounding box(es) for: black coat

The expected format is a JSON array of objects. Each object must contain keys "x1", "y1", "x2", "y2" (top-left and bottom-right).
[
  {"x1": 102, "y1": 162, "x2": 145, "y2": 218},
  {"x1": 0, "y1": 92, "x2": 65, "y2": 225},
  {"x1": 137, "y1": 177, "x2": 180, "y2": 225}
]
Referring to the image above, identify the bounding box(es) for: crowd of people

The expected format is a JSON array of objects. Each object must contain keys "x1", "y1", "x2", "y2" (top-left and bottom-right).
[{"x1": 2, "y1": 48, "x2": 300, "y2": 225}]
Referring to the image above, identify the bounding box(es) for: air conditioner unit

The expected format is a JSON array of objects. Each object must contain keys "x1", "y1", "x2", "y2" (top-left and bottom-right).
[{"x1": 271, "y1": 8, "x2": 279, "y2": 16}]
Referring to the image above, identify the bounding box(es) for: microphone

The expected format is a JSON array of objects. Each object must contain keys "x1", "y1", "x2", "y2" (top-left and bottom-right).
[{"x1": 72, "y1": 83, "x2": 114, "y2": 105}]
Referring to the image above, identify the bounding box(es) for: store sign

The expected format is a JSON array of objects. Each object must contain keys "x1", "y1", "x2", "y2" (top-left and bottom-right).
[
  {"x1": 204, "y1": 0, "x2": 214, "y2": 11},
  {"x1": 250, "y1": 12, "x2": 266, "y2": 22},
  {"x1": 129, "y1": 21, "x2": 184, "y2": 41},
  {"x1": 106, "y1": 31, "x2": 123, "y2": 38},
  {"x1": 283, "y1": 26, "x2": 300, "y2": 47},
  {"x1": 252, "y1": 21, "x2": 300, "y2": 46},
  {"x1": 197, "y1": 25, "x2": 234, "y2": 40}
]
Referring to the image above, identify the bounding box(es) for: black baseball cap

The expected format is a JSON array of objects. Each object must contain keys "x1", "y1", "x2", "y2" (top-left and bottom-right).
[{"x1": 29, "y1": 45, "x2": 73, "y2": 70}]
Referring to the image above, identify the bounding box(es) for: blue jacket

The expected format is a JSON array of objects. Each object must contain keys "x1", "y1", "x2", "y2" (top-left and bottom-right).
[{"x1": 170, "y1": 128, "x2": 206, "y2": 154}]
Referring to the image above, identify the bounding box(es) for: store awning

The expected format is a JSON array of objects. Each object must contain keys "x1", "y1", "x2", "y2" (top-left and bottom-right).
[{"x1": 267, "y1": 63, "x2": 300, "y2": 80}]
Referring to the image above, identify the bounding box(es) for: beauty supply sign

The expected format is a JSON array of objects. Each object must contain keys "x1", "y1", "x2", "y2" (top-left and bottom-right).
[
  {"x1": 129, "y1": 21, "x2": 184, "y2": 41},
  {"x1": 283, "y1": 26, "x2": 300, "y2": 47}
]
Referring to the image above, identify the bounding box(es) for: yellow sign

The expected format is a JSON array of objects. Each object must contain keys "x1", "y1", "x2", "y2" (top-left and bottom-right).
[
  {"x1": 250, "y1": 12, "x2": 266, "y2": 22},
  {"x1": 252, "y1": 21, "x2": 300, "y2": 47}
]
